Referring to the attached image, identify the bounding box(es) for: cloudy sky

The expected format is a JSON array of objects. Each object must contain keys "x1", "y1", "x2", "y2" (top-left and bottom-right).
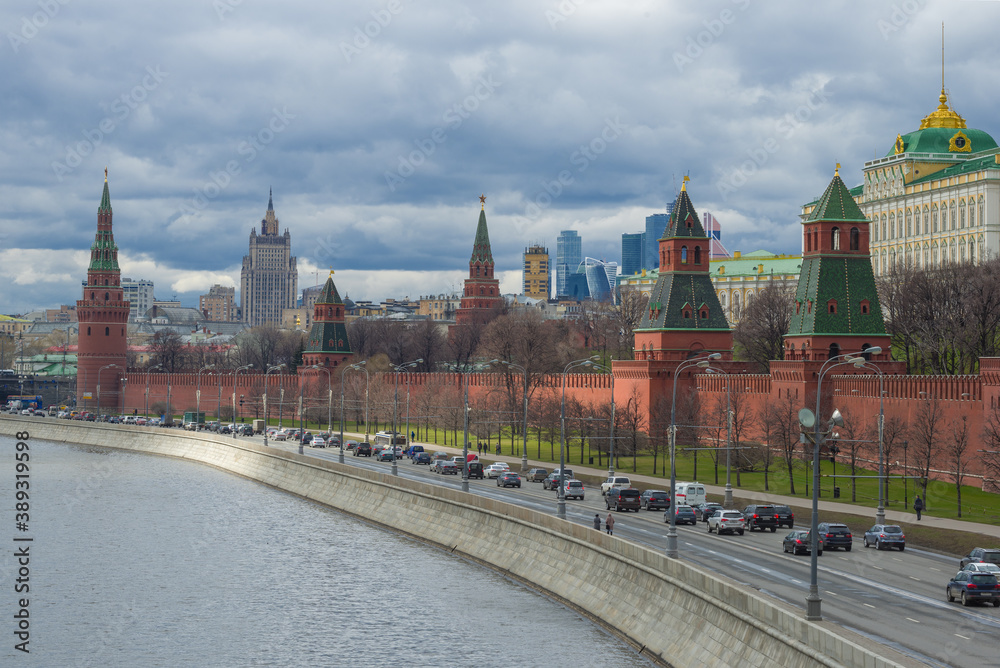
[{"x1": 2, "y1": 0, "x2": 999, "y2": 315}]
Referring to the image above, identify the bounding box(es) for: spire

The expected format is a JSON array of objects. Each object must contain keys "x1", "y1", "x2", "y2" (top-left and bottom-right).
[
  {"x1": 315, "y1": 272, "x2": 343, "y2": 305},
  {"x1": 470, "y1": 201, "x2": 494, "y2": 264},
  {"x1": 267, "y1": 187, "x2": 274, "y2": 211},
  {"x1": 919, "y1": 24, "x2": 965, "y2": 131},
  {"x1": 99, "y1": 171, "x2": 112, "y2": 213},
  {"x1": 806, "y1": 170, "x2": 869, "y2": 222},
  {"x1": 663, "y1": 183, "x2": 707, "y2": 238}
]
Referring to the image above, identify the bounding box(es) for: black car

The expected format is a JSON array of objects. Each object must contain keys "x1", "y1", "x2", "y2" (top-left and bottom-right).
[
  {"x1": 742, "y1": 505, "x2": 779, "y2": 532},
  {"x1": 959, "y1": 547, "x2": 1000, "y2": 569},
  {"x1": 467, "y1": 462, "x2": 485, "y2": 479},
  {"x1": 947, "y1": 571, "x2": 1000, "y2": 607},
  {"x1": 816, "y1": 522, "x2": 853, "y2": 551},
  {"x1": 782, "y1": 530, "x2": 823, "y2": 556},
  {"x1": 606, "y1": 487, "x2": 641, "y2": 512},
  {"x1": 497, "y1": 472, "x2": 521, "y2": 488},
  {"x1": 412, "y1": 452, "x2": 432, "y2": 465},
  {"x1": 640, "y1": 490, "x2": 670, "y2": 511},
  {"x1": 700, "y1": 503, "x2": 724, "y2": 522},
  {"x1": 354, "y1": 442, "x2": 372, "y2": 457},
  {"x1": 774, "y1": 505, "x2": 795, "y2": 529}
]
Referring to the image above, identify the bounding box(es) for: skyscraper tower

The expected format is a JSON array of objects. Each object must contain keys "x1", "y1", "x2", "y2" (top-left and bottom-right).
[
  {"x1": 555, "y1": 230, "x2": 581, "y2": 298},
  {"x1": 240, "y1": 190, "x2": 298, "y2": 326},
  {"x1": 76, "y1": 171, "x2": 130, "y2": 409},
  {"x1": 522, "y1": 244, "x2": 550, "y2": 300},
  {"x1": 454, "y1": 195, "x2": 502, "y2": 327}
]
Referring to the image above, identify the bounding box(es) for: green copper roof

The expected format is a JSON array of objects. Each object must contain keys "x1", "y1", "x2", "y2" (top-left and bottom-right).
[
  {"x1": 315, "y1": 273, "x2": 343, "y2": 305},
  {"x1": 470, "y1": 208, "x2": 494, "y2": 264},
  {"x1": 787, "y1": 255, "x2": 887, "y2": 336},
  {"x1": 886, "y1": 127, "x2": 998, "y2": 158},
  {"x1": 99, "y1": 179, "x2": 112, "y2": 213},
  {"x1": 304, "y1": 321, "x2": 352, "y2": 355},
  {"x1": 908, "y1": 152, "x2": 1000, "y2": 186},
  {"x1": 806, "y1": 173, "x2": 869, "y2": 223},
  {"x1": 711, "y1": 251, "x2": 802, "y2": 278},
  {"x1": 638, "y1": 270, "x2": 730, "y2": 331},
  {"x1": 662, "y1": 187, "x2": 707, "y2": 239}
]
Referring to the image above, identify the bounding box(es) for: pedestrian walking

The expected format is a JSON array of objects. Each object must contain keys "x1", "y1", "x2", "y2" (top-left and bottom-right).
[
  {"x1": 593, "y1": 514, "x2": 601, "y2": 531},
  {"x1": 477, "y1": 443, "x2": 482, "y2": 456},
  {"x1": 497, "y1": 443, "x2": 502, "y2": 455},
  {"x1": 605, "y1": 512, "x2": 615, "y2": 535},
  {"x1": 913, "y1": 494, "x2": 924, "y2": 521}
]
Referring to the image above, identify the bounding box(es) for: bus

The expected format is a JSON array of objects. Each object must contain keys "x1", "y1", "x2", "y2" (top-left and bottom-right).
[{"x1": 374, "y1": 431, "x2": 407, "y2": 447}]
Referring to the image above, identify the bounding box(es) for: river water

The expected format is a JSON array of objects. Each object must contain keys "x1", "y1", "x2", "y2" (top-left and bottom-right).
[{"x1": 0, "y1": 436, "x2": 653, "y2": 667}]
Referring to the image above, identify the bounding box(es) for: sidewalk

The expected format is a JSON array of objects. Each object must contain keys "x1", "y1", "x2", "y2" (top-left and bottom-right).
[{"x1": 404, "y1": 435, "x2": 1000, "y2": 540}]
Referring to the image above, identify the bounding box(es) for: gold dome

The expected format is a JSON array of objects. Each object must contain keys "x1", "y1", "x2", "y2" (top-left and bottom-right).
[{"x1": 918, "y1": 89, "x2": 966, "y2": 130}]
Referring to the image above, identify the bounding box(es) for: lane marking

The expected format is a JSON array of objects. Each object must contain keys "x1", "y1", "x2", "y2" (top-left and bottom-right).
[
  {"x1": 909, "y1": 576, "x2": 921, "y2": 582},
  {"x1": 905, "y1": 617, "x2": 920, "y2": 624},
  {"x1": 955, "y1": 633, "x2": 971, "y2": 640},
  {"x1": 825, "y1": 590, "x2": 837, "y2": 596},
  {"x1": 863, "y1": 603, "x2": 876, "y2": 609}
]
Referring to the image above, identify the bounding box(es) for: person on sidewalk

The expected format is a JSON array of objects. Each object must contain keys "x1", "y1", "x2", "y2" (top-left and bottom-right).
[
  {"x1": 605, "y1": 512, "x2": 615, "y2": 535},
  {"x1": 593, "y1": 514, "x2": 601, "y2": 531},
  {"x1": 913, "y1": 495, "x2": 924, "y2": 520}
]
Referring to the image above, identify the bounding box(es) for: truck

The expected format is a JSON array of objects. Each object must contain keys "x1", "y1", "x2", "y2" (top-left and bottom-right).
[
  {"x1": 183, "y1": 411, "x2": 206, "y2": 426},
  {"x1": 673, "y1": 482, "x2": 707, "y2": 507},
  {"x1": 252, "y1": 419, "x2": 266, "y2": 434}
]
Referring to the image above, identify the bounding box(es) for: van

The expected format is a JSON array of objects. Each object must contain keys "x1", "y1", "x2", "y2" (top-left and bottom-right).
[{"x1": 674, "y1": 482, "x2": 706, "y2": 507}]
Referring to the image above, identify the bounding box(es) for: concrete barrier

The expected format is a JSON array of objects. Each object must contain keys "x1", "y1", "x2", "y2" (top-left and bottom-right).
[{"x1": 2, "y1": 416, "x2": 910, "y2": 668}]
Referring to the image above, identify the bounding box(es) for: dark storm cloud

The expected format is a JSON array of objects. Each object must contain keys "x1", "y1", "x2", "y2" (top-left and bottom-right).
[{"x1": 2, "y1": 0, "x2": 999, "y2": 313}]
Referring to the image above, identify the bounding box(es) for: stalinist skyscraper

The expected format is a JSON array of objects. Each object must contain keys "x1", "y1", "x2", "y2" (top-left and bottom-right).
[{"x1": 240, "y1": 190, "x2": 297, "y2": 326}]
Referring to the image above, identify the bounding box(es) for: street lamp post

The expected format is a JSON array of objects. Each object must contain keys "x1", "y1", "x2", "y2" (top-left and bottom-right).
[
  {"x1": 851, "y1": 355, "x2": 886, "y2": 524},
  {"x1": 499, "y1": 361, "x2": 530, "y2": 472},
  {"x1": 264, "y1": 364, "x2": 286, "y2": 447},
  {"x1": 232, "y1": 364, "x2": 253, "y2": 439},
  {"x1": 197, "y1": 365, "x2": 215, "y2": 431},
  {"x1": 340, "y1": 362, "x2": 365, "y2": 464},
  {"x1": 703, "y1": 366, "x2": 735, "y2": 508},
  {"x1": 310, "y1": 364, "x2": 332, "y2": 441},
  {"x1": 559, "y1": 356, "x2": 599, "y2": 519},
  {"x1": 800, "y1": 347, "x2": 880, "y2": 621},
  {"x1": 589, "y1": 362, "x2": 617, "y2": 477},
  {"x1": 903, "y1": 439, "x2": 909, "y2": 507},
  {"x1": 667, "y1": 353, "x2": 721, "y2": 558},
  {"x1": 391, "y1": 359, "x2": 422, "y2": 476}
]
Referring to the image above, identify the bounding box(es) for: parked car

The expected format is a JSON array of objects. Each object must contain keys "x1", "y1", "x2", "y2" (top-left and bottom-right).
[
  {"x1": 816, "y1": 522, "x2": 853, "y2": 551},
  {"x1": 485, "y1": 463, "x2": 509, "y2": 479},
  {"x1": 412, "y1": 452, "x2": 432, "y2": 465},
  {"x1": 467, "y1": 461, "x2": 485, "y2": 479},
  {"x1": 946, "y1": 571, "x2": 1000, "y2": 607},
  {"x1": 525, "y1": 467, "x2": 549, "y2": 482},
  {"x1": 640, "y1": 490, "x2": 670, "y2": 511},
  {"x1": 774, "y1": 505, "x2": 795, "y2": 529},
  {"x1": 962, "y1": 562, "x2": 1000, "y2": 576},
  {"x1": 562, "y1": 479, "x2": 585, "y2": 500},
  {"x1": 497, "y1": 472, "x2": 522, "y2": 488},
  {"x1": 707, "y1": 510, "x2": 746, "y2": 535},
  {"x1": 863, "y1": 524, "x2": 905, "y2": 551},
  {"x1": 666, "y1": 504, "x2": 697, "y2": 525},
  {"x1": 782, "y1": 530, "x2": 823, "y2": 556},
  {"x1": 606, "y1": 487, "x2": 641, "y2": 512},
  {"x1": 742, "y1": 504, "x2": 779, "y2": 532},
  {"x1": 354, "y1": 442, "x2": 372, "y2": 457},
  {"x1": 601, "y1": 476, "x2": 632, "y2": 496},
  {"x1": 960, "y1": 547, "x2": 1000, "y2": 569},
  {"x1": 699, "y1": 503, "x2": 724, "y2": 522}
]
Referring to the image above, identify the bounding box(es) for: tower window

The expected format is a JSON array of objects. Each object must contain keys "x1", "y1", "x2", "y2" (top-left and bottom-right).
[
  {"x1": 694, "y1": 246, "x2": 702, "y2": 264},
  {"x1": 105, "y1": 326, "x2": 110, "y2": 336},
  {"x1": 87, "y1": 327, "x2": 91, "y2": 336},
  {"x1": 850, "y1": 227, "x2": 859, "y2": 251},
  {"x1": 681, "y1": 246, "x2": 688, "y2": 264},
  {"x1": 827, "y1": 299, "x2": 837, "y2": 314},
  {"x1": 831, "y1": 227, "x2": 840, "y2": 250}
]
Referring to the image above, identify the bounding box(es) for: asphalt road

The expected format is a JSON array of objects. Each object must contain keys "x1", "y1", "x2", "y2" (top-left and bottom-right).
[{"x1": 255, "y1": 435, "x2": 998, "y2": 668}]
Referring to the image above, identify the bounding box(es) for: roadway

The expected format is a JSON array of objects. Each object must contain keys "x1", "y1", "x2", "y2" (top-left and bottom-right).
[{"x1": 250, "y1": 434, "x2": 996, "y2": 668}]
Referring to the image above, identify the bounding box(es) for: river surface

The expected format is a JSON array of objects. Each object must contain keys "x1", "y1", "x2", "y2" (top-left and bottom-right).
[{"x1": 0, "y1": 436, "x2": 653, "y2": 667}]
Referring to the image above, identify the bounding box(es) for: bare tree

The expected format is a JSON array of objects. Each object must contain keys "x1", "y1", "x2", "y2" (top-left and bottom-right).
[
  {"x1": 910, "y1": 397, "x2": 944, "y2": 507},
  {"x1": 732, "y1": 283, "x2": 794, "y2": 372},
  {"x1": 617, "y1": 386, "x2": 646, "y2": 473},
  {"x1": 947, "y1": 415, "x2": 972, "y2": 518},
  {"x1": 729, "y1": 388, "x2": 755, "y2": 487},
  {"x1": 980, "y1": 404, "x2": 1000, "y2": 489},
  {"x1": 771, "y1": 392, "x2": 802, "y2": 496},
  {"x1": 149, "y1": 330, "x2": 185, "y2": 371}
]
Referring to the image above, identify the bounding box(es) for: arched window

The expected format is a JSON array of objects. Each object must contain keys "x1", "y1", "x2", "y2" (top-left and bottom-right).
[
  {"x1": 969, "y1": 200, "x2": 975, "y2": 227},
  {"x1": 979, "y1": 196, "x2": 985, "y2": 228},
  {"x1": 871, "y1": 222, "x2": 877, "y2": 243},
  {"x1": 906, "y1": 209, "x2": 912, "y2": 236},
  {"x1": 105, "y1": 292, "x2": 110, "y2": 300},
  {"x1": 898, "y1": 213, "x2": 904, "y2": 238},
  {"x1": 950, "y1": 240, "x2": 957, "y2": 263},
  {"x1": 932, "y1": 204, "x2": 938, "y2": 232},
  {"x1": 831, "y1": 227, "x2": 841, "y2": 250},
  {"x1": 881, "y1": 214, "x2": 887, "y2": 240},
  {"x1": 960, "y1": 199, "x2": 966, "y2": 228},
  {"x1": 922, "y1": 206, "x2": 928, "y2": 234},
  {"x1": 733, "y1": 292, "x2": 742, "y2": 319},
  {"x1": 680, "y1": 246, "x2": 688, "y2": 263},
  {"x1": 969, "y1": 238, "x2": 976, "y2": 264},
  {"x1": 105, "y1": 326, "x2": 109, "y2": 336},
  {"x1": 87, "y1": 327, "x2": 91, "y2": 336},
  {"x1": 850, "y1": 227, "x2": 859, "y2": 251},
  {"x1": 888, "y1": 213, "x2": 895, "y2": 239},
  {"x1": 90, "y1": 291, "x2": 95, "y2": 300},
  {"x1": 694, "y1": 246, "x2": 702, "y2": 264},
  {"x1": 828, "y1": 343, "x2": 840, "y2": 359},
  {"x1": 960, "y1": 240, "x2": 967, "y2": 262},
  {"x1": 719, "y1": 292, "x2": 727, "y2": 309},
  {"x1": 950, "y1": 202, "x2": 957, "y2": 230}
]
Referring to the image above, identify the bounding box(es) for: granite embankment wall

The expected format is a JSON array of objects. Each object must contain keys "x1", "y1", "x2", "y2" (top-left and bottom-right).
[{"x1": 1, "y1": 416, "x2": 906, "y2": 668}]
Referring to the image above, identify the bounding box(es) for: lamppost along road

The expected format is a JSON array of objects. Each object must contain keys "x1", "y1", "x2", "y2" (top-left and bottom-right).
[
  {"x1": 391, "y1": 359, "x2": 422, "y2": 476},
  {"x1": 264, "y1": 364, "x2": 286, "y2": 447},
  {"x1": 232, "y1": 364, "x2": 253, "y2": 439},
  {"x1": 497, "y1": 360, "x2": 530, "y2": 472},
  {"x1": 850, "y1": 353, "x2": 887, "y2": 524},
  {"x1": 310, "y1": 364, "x2": 332, "y2": 440},
  {"x1": 339, "y1": 362, "x2": 366, "y2": 464},
  {"x1": 589, "y1": 362, "x2": 616, "y2": 477},
  {"x1": 197, "y1": 364, "x2": 215, "y2": 430},
  {"x1": 559, "y1": 356, "x2": 598, "y2": 519},
  {"x1": 667, "y1": 353, "x2": 720, "y2": 558}
]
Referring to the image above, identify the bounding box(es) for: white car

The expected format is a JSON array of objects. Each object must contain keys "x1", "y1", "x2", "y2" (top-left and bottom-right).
[
  {"x1": 484, "y1": 463, "x2": 510, "y2": 478},
  {"x1": 272, "y1": 431, "x2": 288, "y2": 441},
  {"x1": 708, "y1": 510, "x2": 746, "y2": 535},
  {"x1": 601, "y1": 476, "x2": 631, "y2": 496},
  {"x1": 963, "y1": 562, "x2": 1000, "y2": 575},
  {"x1": 311, "y1": 435, "x2": 326, "y2": 448}
]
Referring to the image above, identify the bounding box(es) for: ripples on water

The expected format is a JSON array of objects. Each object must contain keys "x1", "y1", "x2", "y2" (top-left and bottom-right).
[{"x1": 0, "y1": 437, "x2": 653, "y2": 667}]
